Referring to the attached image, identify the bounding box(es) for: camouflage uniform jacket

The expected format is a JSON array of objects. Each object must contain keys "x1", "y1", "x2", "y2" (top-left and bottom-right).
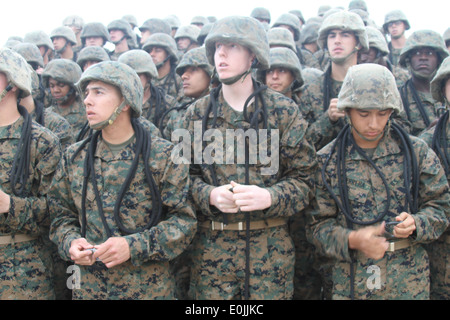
[
  {"x1": 307, "y1": 130, "x2": 450, "y2": 299},
  {"x1": 419, "y1": 124, "x2": 450, "y2": 299},
  {"x1": 48, "y1": 133, "x2": 197, "y2": 299},
  {"x1": 142, "y1": 89, "x2": 178, "y2": 133},
  {"x1": 153, "y1": 71, "x2": 183, "y2": 101},
  {"x1": 30, "y1": 108, "x2": 74, "y2": 151},
  {"x1": 297, "y1": 67, "x2": 345, "y2": 151},
  {"x1": 48, "y1": 95, "x2": 87, "y2": 137},
  {"x1": 180, "y1": 85, "x2": 317, "y2": 224},
  {"x1": 0, "y1": 116, "x2": 62, "y2": 299},
  {"x1": 399, "y1": 81, "x2": 443, "y2": 136}
]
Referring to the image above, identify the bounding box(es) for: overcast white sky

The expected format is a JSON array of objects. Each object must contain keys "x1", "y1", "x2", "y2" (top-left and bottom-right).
[{"x1": 1, "y1": 0, "x2": 448, "y2": 46}]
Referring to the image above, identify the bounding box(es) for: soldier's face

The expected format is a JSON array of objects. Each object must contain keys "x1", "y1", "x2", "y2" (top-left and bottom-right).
[
  {"x1": 347, "y1": 108, "x2": 393, "y2": 148},
  {"x1": 48, "y1": 78, "x2": 70, "y2": 100},
  {"x1": 327, "y1": 30, "x2": 358, "y2": 59},
  {"x1": 265, "y1": 68, "x2": 295, "y2": 93},
  {"x1": 85, "y1": 36, "x2": 104, "y2": 47},
  {"x1": 83, "y1": 80, "x2": 123, "y2": 126},
  {"x1": 388, "y1": 21, "x2": 406, "y2": 39},
  {"x1": 140, "y1": 30, "x2": 152, "y2": 45},
  {"x1": 410, "y1": 47, "x2": 439, "y2": 77},
  {"x1": 358, "y1": 48, "x2": 379, "y2": 64},
  {"x1": 177, "y1": 37, "x2": 191, "y2": 51},
  {"x1": 52, "y1": 36, "x2": 67, "y2": 51},
  {"x1": 149, "y1": 47, "x2": 168, "y2": 66},
  {"x1": 109, "y1": 29, "x2": 125, "y2": 42},
  {"x1": 214, "y1": 42, "x2": 255, "y2": 79},
  {"x1": 181, "y1": 66, "x2": 210, "y2": 98}
]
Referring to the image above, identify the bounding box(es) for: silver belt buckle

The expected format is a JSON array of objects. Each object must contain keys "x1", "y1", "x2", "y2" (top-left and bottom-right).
[
  {"x1": 212, "y1": 221, "x2": 224, "y2": 231},
  {"x1": 237, "y1": 222, "x2": 244, "y2": 231},
  {"x1": 388, "y1": 242, "x2": 396, "y2": 252}
]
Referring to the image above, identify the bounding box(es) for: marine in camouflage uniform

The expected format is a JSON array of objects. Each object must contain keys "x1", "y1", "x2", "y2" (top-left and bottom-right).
[
  {"x1": 23, "y1": 30, "x2": 54, "y2": 69},
  {"x1": 358, "y1": 26, "x2": 410, "y2": 88},
  {"x1": 257, "y1": 47, "x2": 322, "y2": 299},
  {"x1": 383, "y1": 10, "x2": 410, "y2": 68},
  {"x1": 21, "y1": 65, "x2": 74, "y2": 151},
  {"x1": 398, "y1": 30, "x2": 449, "y2": 136},
  {"x1": 48, "y1": 61, "x2": 196, "y2": 300},
  {"x1": 107, "y1": 19, "x2": 137, "y2": 61},
  {"x1": 50, "y1": 26, "x2": 78, "y2": 62},
  {"x1": 419, "y1": 56, "x2": 450, "y2": 300},
  {"x1": 163, "y1": 46, "x2": 213, "y2": 141},
  {"x1": 298, "y1": 10, "x2": 368, "y2": 151},
  {"x1": 181, "y1": 16, "x2": 317, "y2": 300},
  {"x1": 142, "y1": 33, "x2": 183, "y2": 100},
  {"x1": 79, "y1": 22, "x2": 111, "y2": 52},
  {"x1": 118, "y1": 49, "x2": 178, "y2": 136},
  {"x1": 42, "y1": 58, "x2": 86, "y2": 136},
  {"x1": 174, "y1": 25, "x2": 201, "y2": 56},
  {"x1": 306, "y1": 64, "x2": 450, "y2": 300},
  {"x1": 0, "y1": 48, "x2": 62, "y2": 300}
]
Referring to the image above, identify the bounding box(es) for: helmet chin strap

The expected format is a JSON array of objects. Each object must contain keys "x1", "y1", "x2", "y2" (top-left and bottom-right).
[
  {"x1": 112, "y1": 35, "x2": 127, "y2": 46},
  {"x1": 218, "y1": 59, "x2": 257, "y2": 86},
  {"x1": 330, "y1": 44, "x2": 361, "y2": 65},
  {"x1": 156, "y1": 55, "x2": 171, "y2": 70},
  {"x1": 90, "y1": 99, "x2": 127, "y2": 131},
  {"x1": 0, "y1": 84, "x2": 13, "y2": 103}
]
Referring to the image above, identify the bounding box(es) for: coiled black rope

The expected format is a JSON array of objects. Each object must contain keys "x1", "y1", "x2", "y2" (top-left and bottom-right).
[
  {"x1": 10, "y1": 105, "x2": 32, "y2": 197},
  {"x1": 202, "y1": 79, "x2": 269, "y2": 300},
  {"x1": 75, "y1": 117, "x2": 162, "y2": 238},
  {"x1": 400, "y1": 79, "x2": 432, "y2": 128},
  {"x1": 321, "y1": 120, "x2": 419, "y2": 299}
]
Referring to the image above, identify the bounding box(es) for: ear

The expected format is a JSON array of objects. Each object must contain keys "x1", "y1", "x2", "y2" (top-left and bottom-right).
[{"x1": 355, "y1": 43, "x2": 362, "y2": 51}]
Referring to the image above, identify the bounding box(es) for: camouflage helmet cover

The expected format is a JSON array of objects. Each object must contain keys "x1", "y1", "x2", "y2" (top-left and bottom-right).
[
  {"x1": 118, "y1": 49, "x2": 158, "y2": 79},
  {"x1": 348, "y1": 0, "x2": 368, "y2": 12},
  {"x1": 289, "y1": 10, "x2": 305, "y2": 24},
  {"x1": 337, "y1": 63, "x2": 403, "y2": 114},
  {"x1": 318, "y1": 10, "x2": 369, "y2": 51},
  {"x1": 23, "y1": 30, "x2": 54, "y2": 50},
  {"x1": 431, "y1": 56, "x2": 450, "y2": 102},
  {"x1": 80, "y1": 22, "x2": 111, "y2": 43},
  {"x1": 42, "y1": 59, "x2": 82, "y2": 87},
  {"x1": 444, "y1": 28, "x2": 450, "y2": 43},
  {"x1": 205, "y1": 16, "x2": 270, "y2": 70},
  {"x1": 122, "y1": 15, "x2": 138, "y2": 27},
  {"x1": 258, "y1": 47, "x2": 304, "y2": 87},
  {"x1": 50, "y1": 26, "x2": 78, "y2": 45},
  {"x1": 174, "y1": 25, "x2": 201, "y2": 43},
  {"x1": 63, "y1": 15, "x2": 85, "y2": 29},
  {"x1": 76, "y1": 61, "x2": 143, "y2": 117},
  {"x1": 191, "y1": 16, "x2": 209, "y2": 26},
  {"x1": 175, "y1": 46, "x2": 214, "y2": 77},
  {"x1": 76, "y1": 46, "x2": 111, "y2": 68},
  {"x1": 399, "y1": 30, "x2": 449, "y2": 68},
  {"x1": 383, "y1": 10, "x2": 411, "y2": 34},
  {"x1": 268, "y1": 27, "x2": 297, "y2": 52},
  {"x1": 365, "y1": 26, "x2": 389, "y2": 56},
  {"x1": 142, "y1": 33, "x2": 179, "y2": 64},
  {"x1": 272, "y1": 13, "x2": 302, "y2": 41},
  {"x1": 138, "y1": 18, "x2": 171, "y2": 35},
  {"x1": 13, "y1": 43, "x2": 45, "y2": 68},
  {"x1": 300, "y1": 23, "x2": 321, "y2": 45},
  {"x1": 0, "y1": 47, "x2": 32, "y2": 97},
  {"x1": 250, "y1": 7, "x2": 271, "y2": 23}
]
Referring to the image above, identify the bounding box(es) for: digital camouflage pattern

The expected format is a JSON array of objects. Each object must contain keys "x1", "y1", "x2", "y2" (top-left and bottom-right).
[
  {"x1": 0, "y1": 48, "x2": 32, "y2": 97},
  {"x1": 419, "y1": 56, "x2": 450, "y2": 300},
  {"x1": 297, "y1": 66, "x2": 344, "y2": 150},
  {"x1": 76, "y1": 46, "x2": 111, "y2": 70},
  {"x1": 48, "y1": 133, "x2": 197, "y2": 299},
  {"x1": 50, "y1": 26, "x2": 77, "y2": 46},
  {"x1": 307, "y1": 64, "x2": 450, "y2": 299},
  {"x1": 13, "y1": 43, "x2": 44, "y2": 68},
  {"x1": 399, "y1": 30, "x2": 449, "y2": 69},
  {"x1": 80, "y1": 22, "x2": 110, "y2": 45},
  {"x1": 77, "y1": 61, "x2": 143, "y2": 118},
  {"x1": 205, "y1": 16, "x2": 270, "y2": 70},
  {"x1": 180, "y1": 86, "x2": 317, "y2": 299},
  {"x1": 23, "y1": 30, "x2": 54, "y2": 51},
  {"x1": 337, "y1": 64, "x2": 403, "y2": 114},
  {"x1": 363, "y1": 26, "x2": 410, "y2": 88},
  {"x1": 0, "y1": 116, "x2": 62, "y2": 299},
  {"x1": 382, "y1": 10, "x2": 411, "y2": 35},
  {"x1": 317, "y1": 11, "x2": 369, "y2": 51},
  {"x1": 139, "y1": 18, "x2": 172, "y2": 36},
  {"x1": 268, "y1": 27, "x2": 298, "y2": 53},
  {"x1": 272, "y1": 13, "x2": 302, "y2": 42},
  {"x1": 398, "y1": 30, "x2": 449, "y2": 136}
]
